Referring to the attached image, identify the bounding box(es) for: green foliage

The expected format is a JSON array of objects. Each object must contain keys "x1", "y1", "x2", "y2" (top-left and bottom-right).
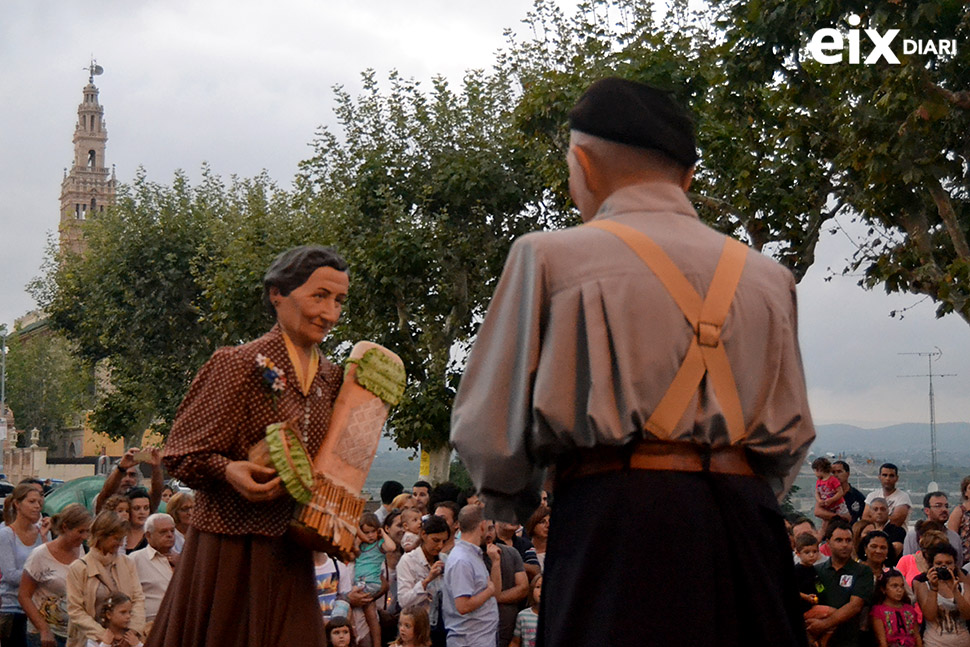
[
  {"x1": 33, "y1": 167, "x2": 316, "y2": 441},
  {"x1": 295, "y1": 69, "x2": 547, "y2": 452},
  {"x1": 717, "y1": 0, "x2": 970, "y2": 321},
  {"x1": 4, "y1": 329, "x2": 93, "y2": 446},
  {"x1": 781, "y1": 483, "x2": 801, "y2": 518},
  {"x1": 500, "y1": 0, "x2": 833, "y2": 279}
]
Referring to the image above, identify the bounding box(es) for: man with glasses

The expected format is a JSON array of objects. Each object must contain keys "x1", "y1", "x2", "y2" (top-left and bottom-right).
[{"x1": 902, "y1": 491, "x2": 964, "y2": 562}]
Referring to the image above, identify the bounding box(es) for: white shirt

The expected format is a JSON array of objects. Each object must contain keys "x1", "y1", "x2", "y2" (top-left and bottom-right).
[
  {"x1": 397, "y1": 546, "x2": 445, "y2": 626},
  {"x1": 128, "y1": 545, "x2": 173, "y2": 620},
  {"x1": 865, "y1": 488, "x2": 913, "y2": 521}
]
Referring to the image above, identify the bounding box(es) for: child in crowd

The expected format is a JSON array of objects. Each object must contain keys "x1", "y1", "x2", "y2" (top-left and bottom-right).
[
  {"x1": 510, "y1": 574, "x2": 541, "y2": 647},
  {"x1": 813, "y1": 457, "x2": 850, "y2": 537},
  {"x1": 870, "y1": 570, "x2": 922, "y2": 647},
  {"x1": 355, "y1": 512, "x2": 397, "y2": 647},
  {"x1": 795, "y1": 533, "x2": 837, "y2": 647},
  {"x1": 89, "y1": 592, "x2": 143, "y2": 647},
  {"x1": 102, "y1": 494, "x2": 131, "y2": 554},
  {"x1": 400, "y1": 508, "x2": 423, "y2": 553},
  {"x1": 389, "y1": 606, "x2": 431, "y2": 647},
  {"x1": 325, "y1": 616, "x2": 357, "y2": 647},
  {"x1": 103, "y1": 494, "x2": 131, "y2": 523}
]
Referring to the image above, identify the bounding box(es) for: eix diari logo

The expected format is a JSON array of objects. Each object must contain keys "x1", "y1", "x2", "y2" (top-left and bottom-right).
[{"x1": 807, "y1": 14, "x2": 957, "y2": 64}]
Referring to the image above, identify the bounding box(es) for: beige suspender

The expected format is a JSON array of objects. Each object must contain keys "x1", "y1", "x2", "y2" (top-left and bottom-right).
[{"x1": 586, "y1": 219, "x2": 750, "y2": 444}]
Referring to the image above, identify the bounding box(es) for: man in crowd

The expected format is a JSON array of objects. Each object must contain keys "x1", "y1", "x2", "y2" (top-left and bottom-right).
[
  {"x1": 862, "y1": 497, "x2": 905, "y2": 566},
  {"x1": 442, "y1": 505, "x2": 499, "y2": 647},
  {"x1": 130, "y1": 513, "x2": 178, "y2": 633},
  {"x1": 434, "y1": 501, "x2": 461, "y2": 554},
  {"x1": 376, "y1": 480, "x2": 404, "y2": 525},
  {"x1": 485, "y1": 521, "x2": 529, "y2": 647},
  {"x1": 413, "y1": 480, "x2": 432, "y2": 516},
  {"x1": 806, "y1": 520, "x2": 873, "y2": 647},
  {"x1": 95, "y1": 446, "x2": 164, "y2": 514},
  {"x1": 863, "y1": 463, "x2": 912, "y2": 528},
  {"x1": 832, "y1": 461, "x2": 866, "y2": 524},
  {"x1": 398, "y1": 515, "x2": 450, "y2": 628},
  {"x1": 494, "y1": 521, "x2": 540, "y2": 582},
  {"x1": 903, "y1": 491, "x2": 963, "y2": 562},
  {"x1": 451, "y1": 77, "x2": 814, "y2": 646}
]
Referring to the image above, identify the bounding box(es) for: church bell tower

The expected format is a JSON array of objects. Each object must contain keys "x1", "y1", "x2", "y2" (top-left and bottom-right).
[{"x1": 59, "y1": 60, "x2": 116, "y2": 255}]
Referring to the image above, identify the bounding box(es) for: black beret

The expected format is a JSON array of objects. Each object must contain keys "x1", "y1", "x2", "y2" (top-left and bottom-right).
[{"x1": 568, "y1": 77, "x2": 699, "y2": 168}]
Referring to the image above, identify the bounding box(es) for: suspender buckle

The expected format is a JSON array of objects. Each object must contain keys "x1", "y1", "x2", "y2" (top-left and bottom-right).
[{"x1": 697, "y1": 321, "x2": 721, "y2": 348}]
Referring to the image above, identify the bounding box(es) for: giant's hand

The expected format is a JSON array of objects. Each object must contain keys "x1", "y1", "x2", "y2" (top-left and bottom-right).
[{"x1": 225, "y1": 460, "x2": 284, "y2": 502}]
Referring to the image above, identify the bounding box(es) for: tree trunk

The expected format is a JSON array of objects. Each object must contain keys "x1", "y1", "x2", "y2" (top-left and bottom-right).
[{"x1": 422, "y1": 445, "x2": 452, "y2": 485}]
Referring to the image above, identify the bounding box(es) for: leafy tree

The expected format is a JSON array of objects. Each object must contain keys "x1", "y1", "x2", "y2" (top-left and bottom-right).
[
  {"x1": 4, "y1": 330, "x2": 93, "y2": 447},
  {"x1": 295, "y1": 70, "x2": 547, "y2": 461},
  {"x1": 715, "y1": 0, "x2": 970, "y2": 322},
  {"x1": 33, "y1": 167, "x2": 314, "y2": 440},
  {"x1": 500, "y1": 0, "x2": 835, "y2": 280}
]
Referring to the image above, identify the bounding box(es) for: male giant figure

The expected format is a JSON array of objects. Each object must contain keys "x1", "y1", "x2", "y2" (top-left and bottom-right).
[{"x1": 451, "y1": 78, "x2": 815, "y2": 647}]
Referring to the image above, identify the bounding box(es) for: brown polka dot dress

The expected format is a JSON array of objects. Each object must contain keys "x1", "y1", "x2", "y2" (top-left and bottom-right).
[{"x1": 146, "y1": 325, "x2": 342, "y2": 647}]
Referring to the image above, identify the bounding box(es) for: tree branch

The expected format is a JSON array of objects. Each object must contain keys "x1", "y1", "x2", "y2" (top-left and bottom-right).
[{"x1": 925, "y1": 175, "x2": 970, "y2": 260}]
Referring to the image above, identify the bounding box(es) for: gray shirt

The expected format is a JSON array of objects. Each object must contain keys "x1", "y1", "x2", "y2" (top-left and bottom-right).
[
  {"x1": 451, "y1": 182, "x2": 815, "y2": 521},
  {"x1": 442, "y1": 539, "x2": 498, "y2": 647}
]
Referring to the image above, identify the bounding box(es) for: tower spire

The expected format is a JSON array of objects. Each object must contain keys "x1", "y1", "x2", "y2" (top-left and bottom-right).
[{"x1": 59, "y1": 61, "x2": 116, "y2": 255}]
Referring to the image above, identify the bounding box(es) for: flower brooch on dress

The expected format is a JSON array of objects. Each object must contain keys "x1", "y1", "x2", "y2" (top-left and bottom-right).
[{"x1": 256, "y1": 354, "x2": 287, "y2": 407}]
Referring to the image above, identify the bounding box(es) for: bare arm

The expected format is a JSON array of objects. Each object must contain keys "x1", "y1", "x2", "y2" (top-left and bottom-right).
[
  {"x1": 19, "y1": 573, "x2": 56, "y2": 645},
  {"x1": 96, "y1": 447, "x2": 139, "y2": 513},
  {"x1": 872, "y1": 615, "x2": 889, "y2": 647},
  {"x1": 454, "y1": 580, "x2": 496, "y2": 615},
  {"x1": 148, "y1": 447, "x2": 164, "y2": 513},
  {"x1": 496, "y1": 570, "x2": 529, "y2": 605},
  {"x1": 380, "y1": 528, "x2": 397, "y2": 554},
  {"x1": 948, "y1": 504, "x2": 964, "y2": 534},
  {"x1": 889, "y1": 505, "x2": 910, "y2": 527},
  {"x1": 916, "y1": 578, "x2": 940, "y2": 623},
  {"x1": 805, "y1": 597, "x2": 865, "y2": 633}
]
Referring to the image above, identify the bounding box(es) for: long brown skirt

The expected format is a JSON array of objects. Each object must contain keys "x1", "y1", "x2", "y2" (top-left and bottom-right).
[{"x1": 145, "y1": 528, "x2": 324, "y2": 647}]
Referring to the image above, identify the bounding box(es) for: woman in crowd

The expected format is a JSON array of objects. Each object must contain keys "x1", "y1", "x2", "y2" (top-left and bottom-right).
[
  {"x1": 0, "y1": 483, "x2": 49, "y2": 647},
  {"x1": 914, "y1": 544, "x2": 970, "y2": 647},
  {"x1": 947, "y1": 476, "x2": 970, "y2": 567},
  {"x1": 897, "y1": 524, "x2": 950, "y2": 587},
  {"x1": 381, "y1": 510, "x2": 406, "y2": 615},
  {"x1": 125, "y1": 487, "x2": 152, "y2": 554},
  {"x1": 65, "y1": 510, "x2": 145, "y2": 647},
  {"x1": 858, "y1": 530, "x2": 894, "y2": 580},
  {"x1": 857, "y1": 530, "x2": 895, "y2": 647},
  {"x1": 391, "y1": 494, "x2": 415, "y2": 512},
  {"x1": 146, "y1": 245, "x2": 350, "y2": 647},
  {"x1": 524, "y1": 506, "x2": 550, "y2": 571},
  {"x1": 165, "y1": 491, "x2": 194, "y2": 554},
  {"x1": 20, "y1": 504, "x2": 93, "y2": 647}
]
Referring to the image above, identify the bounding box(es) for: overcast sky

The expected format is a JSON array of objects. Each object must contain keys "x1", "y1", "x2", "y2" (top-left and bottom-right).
[{"x1": 1, "y1": 0, "x2": 967, "y2": 428}]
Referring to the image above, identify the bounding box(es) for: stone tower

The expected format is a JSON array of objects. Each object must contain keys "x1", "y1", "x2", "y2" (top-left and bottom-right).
[{"x1": 59, "y1": 61, "x2": 116, "y2": 256}]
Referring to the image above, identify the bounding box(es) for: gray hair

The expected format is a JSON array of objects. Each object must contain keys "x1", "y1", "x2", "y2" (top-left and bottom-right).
[
  {"x1": 145, "y1": 513, "x2": 175, "y2": 534},
  {"x1": 869, "y1": 497, "x2": 888, "y2": 507},
  {"x1": 262, "y1": 245, "x2": 348, "y2": 318}
]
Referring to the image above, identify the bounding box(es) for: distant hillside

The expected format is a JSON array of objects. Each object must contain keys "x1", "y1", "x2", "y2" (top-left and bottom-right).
[
  {"x1": 812, "y1": 422, "x2": 970, "y2": 466},
  {"x1": 362, "y1": 435, "x2": 425, "y2": 498}
]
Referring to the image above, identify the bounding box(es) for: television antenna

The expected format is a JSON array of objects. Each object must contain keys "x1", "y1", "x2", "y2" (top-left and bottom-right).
[{"x1": 898, "y1": 347, "x2": 956, "y2": 486}]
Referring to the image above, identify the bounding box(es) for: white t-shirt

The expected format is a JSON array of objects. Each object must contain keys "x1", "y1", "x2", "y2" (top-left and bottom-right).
[
  {"x1": 865, "y1": 488, "x2": 913, "y2": 519},
  {"x1": 23, "y1": 543, "x2": 83, "y2": 637}
]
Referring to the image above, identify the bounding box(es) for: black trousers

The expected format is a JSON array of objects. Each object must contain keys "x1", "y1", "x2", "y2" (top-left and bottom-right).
[{"x1": 537, "y1": 469, "x2": 806, "y2": 647}]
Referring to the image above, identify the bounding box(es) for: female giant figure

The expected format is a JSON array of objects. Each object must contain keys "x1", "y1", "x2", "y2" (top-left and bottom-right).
[{"x1": 147, "y1": 246, "x2": 349, "y2": 647}]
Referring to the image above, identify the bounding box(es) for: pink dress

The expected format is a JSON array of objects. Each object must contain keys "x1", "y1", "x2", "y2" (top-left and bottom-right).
[{"x1": 870, "y1": 603, "x2": 919, "y2": 647}]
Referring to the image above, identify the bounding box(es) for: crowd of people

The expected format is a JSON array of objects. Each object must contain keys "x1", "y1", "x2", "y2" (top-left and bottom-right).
[
  {"x1": 10, "y1": 458, "x2": 970, "y2": 647},
  {"x1": 0, "y1": 465, "x2": 193, "y2": 647},
  {"x1": 791, "y1": 459, "x2": 970, "y2": 647},
  {"x1": 0, "y1": 471, "x2": 552, "y2": 647}
]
